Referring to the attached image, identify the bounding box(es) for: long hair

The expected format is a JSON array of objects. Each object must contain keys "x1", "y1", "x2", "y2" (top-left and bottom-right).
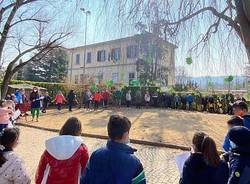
[
  {"x1": 201, "y1": 136, "x2": 220, "y2": 167},
  {"x1": 59, "y1": 117, "x2": 82, "y2": 136},
  {"x1": 0, "y1": 128, "x2": 20, "y2": 167},
  {"x1": 192, "y1": 132, "x2": 206, "y2": 152}
]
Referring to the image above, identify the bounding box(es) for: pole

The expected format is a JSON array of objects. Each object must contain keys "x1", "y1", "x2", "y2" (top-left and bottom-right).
[{"x1": 83, "y1": 13, "x2": 88, "y2": 76}]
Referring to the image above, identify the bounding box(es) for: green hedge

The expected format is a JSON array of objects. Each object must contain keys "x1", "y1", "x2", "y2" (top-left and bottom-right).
[{"x1": 8, "y1": 80, "x2": 67, "y2": 98}]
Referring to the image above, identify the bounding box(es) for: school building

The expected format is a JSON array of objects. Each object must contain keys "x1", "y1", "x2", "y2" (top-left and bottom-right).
[{"x1": 67, "y1": 34, "x2": 177, "y2": 86}]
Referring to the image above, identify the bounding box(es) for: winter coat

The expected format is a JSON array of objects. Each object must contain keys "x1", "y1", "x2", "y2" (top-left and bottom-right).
[
  {"x1": 93, "y1": 93, "x2": 102, "y2": 102},
  {"x1": 81, "y1": 140, "x2": 146, "y2": 184},
  {"x1": 0, "y1": 151, "x2": 31, "y2": 184},
  {"x1": 30, "y1": 92, "x2": 41, "y2": 108},
  {"x1": 54, "y1": 95, "x2": 66, "y2": 104},
  {"x1": 126, "y1": 93, "x2": 132, "y2": 101},
  {"x1": 67, "y1": 92, "x2": 76, "y2": 103},
  {"x1": 223, "y1": 132, "x2": 231, "y2": 152},
  {"x1": 35, "y1": 135, "x2": 89, "y2": 184},
  {"x1": 242, "y1": 114, "x2": 250, "y2": 129},
  {"x1": 102, "y1": 91, "x2": 110, "y2": 100},
  {"x1": 228, "y1": 127, "x2": 250, "y2": 184},
  {"x1": 144, "y1": 94, "x2": 150, "y2": 102},
  {"x1": 179, "y1": 153, "x2": 229, "y2": 184}
]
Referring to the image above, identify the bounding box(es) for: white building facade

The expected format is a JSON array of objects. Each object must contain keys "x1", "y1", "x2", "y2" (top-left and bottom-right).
[{"x1": 67, "y1": 35, "x2": 176, "y2": 86}]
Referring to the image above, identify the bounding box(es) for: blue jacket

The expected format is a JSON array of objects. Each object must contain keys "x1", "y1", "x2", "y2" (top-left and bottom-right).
[
  {"x1": 179, "y1": 153, "x2": 229, "y2": 184},
  {"x1": 228, "y1": 147, "x2": 250, "y2": 184},
  {"x1": 30, "y1": 92, "x2": 40, "y2": 108},
  {"x1": 242, "y1": 114, "x2": 250, "y2": 129},
  {"x1": 223, "y1": 132, "x2": 231, "y2": 152},
  {"x1": 81, "y1": 140, "x2": 146, "y2": 184},
  {"x1": 186, "y1": 95, "x2": 193, "y2": 103}
]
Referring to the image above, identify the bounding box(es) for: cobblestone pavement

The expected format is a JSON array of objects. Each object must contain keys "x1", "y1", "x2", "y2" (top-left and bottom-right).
[{"x1": 16, "y1": 126, "x2": 182, "y2": 184}]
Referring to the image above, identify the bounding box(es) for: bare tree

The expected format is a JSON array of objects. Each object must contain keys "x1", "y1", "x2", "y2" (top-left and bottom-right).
[
  {"x1": 0, "y1": 0, "x2": 77, "y2": 98},
  {"x1": 104, "y1": 0, "x2": 250, "y2": 63}
]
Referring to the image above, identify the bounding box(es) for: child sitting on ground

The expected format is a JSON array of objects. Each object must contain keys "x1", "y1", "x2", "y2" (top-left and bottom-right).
[
  {"x1": 0, "y1": 100, "x2": 15, "y2": 131},
  {"x1": 223, "y1": 116, "x2": 243, "y2": 152}
]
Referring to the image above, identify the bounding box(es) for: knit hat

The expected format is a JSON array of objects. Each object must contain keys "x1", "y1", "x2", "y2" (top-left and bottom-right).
[{"x1": 229, "y1": 126, "x2": 250, "y2": 146}]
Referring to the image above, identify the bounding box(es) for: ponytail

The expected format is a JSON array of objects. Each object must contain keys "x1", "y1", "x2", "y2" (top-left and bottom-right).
[
  {"x1": 201, "y1": 136, "x2": 220, "y2": 167},
  {"x1": 0, "y1": 128, "x2": 20, "y2": 167}
]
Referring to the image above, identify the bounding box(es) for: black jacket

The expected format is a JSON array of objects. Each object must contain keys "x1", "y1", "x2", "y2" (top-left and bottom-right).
[{"x1": 180, "y1": 153, "x2": 229, "y2": 184}]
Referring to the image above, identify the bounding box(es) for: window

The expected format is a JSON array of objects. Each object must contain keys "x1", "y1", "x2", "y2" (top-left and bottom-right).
[
  {"x1": 80, "y1": 74, "x2": 84, "y2": 83},
  {"x1": 129, "y1": 72, "x2": 135, "y2": 81},
  {"x1": 126, "y1": 45, "x2": 138, "y2": 58},
  {"x1": 97, "y1": 73, "x2": 103, "y2": 81},
  {"x1": 87, "y1": 52, "x2": 91, "y2": 63},
  {"x1": 97, "y1": 50, "x2": 106, "y2": 62},
  {"x1": 75, "y1": 75, "x2": 79, "y2": 84},
  {"x1": 75, "y1": 54, "x2": 80, "y2": 65},
  {"x1": 111, "y1": 48, "x2": 121, "y2": 61},
  {"x1": 112, "y1": 73, "x2": 119, "y2": 83}
]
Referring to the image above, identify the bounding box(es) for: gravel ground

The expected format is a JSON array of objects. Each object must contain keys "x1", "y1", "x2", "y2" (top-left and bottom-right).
[
  {"x1": 16, "y1": 126, "x2": 182, "y2": 184},
  {"x1": 19, "y1": 108, "x2": 229, "y2": 149}
]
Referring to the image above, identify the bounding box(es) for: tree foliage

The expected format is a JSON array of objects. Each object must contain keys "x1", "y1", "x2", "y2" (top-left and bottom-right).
[{"x1": 23, "y1": 49, "x2": 68, "y2": 83}]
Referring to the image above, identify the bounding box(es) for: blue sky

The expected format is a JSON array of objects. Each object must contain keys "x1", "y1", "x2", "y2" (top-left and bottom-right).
[{"x1": 2, "y1": 0, "x2": 248, "y2": 77}]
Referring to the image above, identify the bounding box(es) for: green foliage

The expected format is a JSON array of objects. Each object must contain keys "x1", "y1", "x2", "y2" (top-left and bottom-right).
[
  {"x1": 224, "y1": 75, "x2": 234, "y2": 83},
  {"x1": 186, "y1": 57, "x2": 193, "y2": 65},
  {"x1": 23, "y1": 49, "x2": 68, "y2": 82}
]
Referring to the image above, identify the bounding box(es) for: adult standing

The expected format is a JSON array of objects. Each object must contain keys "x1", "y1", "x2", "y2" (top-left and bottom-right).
[
  {"x1": 30, "y1": 87, "x2": 41, "y2": 122},
  {"x1": 125, "y1": 90, "x2": 132, "y2": 108},
  {"x1": 67, "y1": 90, "x2": 77, "y2": 112}
]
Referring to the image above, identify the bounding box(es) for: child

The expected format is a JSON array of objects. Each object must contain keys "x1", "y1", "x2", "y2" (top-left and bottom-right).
[
  {"x1": 36, "y1": 117, "x2": 89, "y2": 184},
  {"x1": 223, "y1": 116, "x2": 243, "y2": 152},
  {"x1": 180, "y1": 132, "x2": 229, "y2": 184},
  {"x1": 125, "y1": 90, "x2": 132, "y2": 108},
  {"x1": 81, "y1": 115, "x2": 146, "y2": 184},
  {"x1": 227, "y1": 126, "x2": 250, "y2": 184},
  {"x1": 54, "y1": 91, "x2": 67, "y2": 111},
  {"x1": 0, "y1": 100, "x2": 15, "y2": 131},
  {"x1": 144, "y1": 92, "x2": 150, "y2": 108},
  {"x1": 93, "y1": 91, "x2": 102, "y2": 111},
  {"x1": 232, "y1": 101, "x2": 250, "y2": 129},
  {"x1": 42, "y1": 91, "x2": 51, "y2": 113},
  {"x1": 0, "y1": 128, "x2": 31, "y2": 184}
]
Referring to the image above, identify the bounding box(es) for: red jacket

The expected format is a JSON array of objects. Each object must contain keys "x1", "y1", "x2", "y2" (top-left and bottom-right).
[
  {"x1": 93, "y1": 93, "x2": 102, "y2": 102},
  {"x1": 35, "y1": 135, "x2": 89, "y2": 184},
  {"x1": 102, "y1": 91, "x2": 110, "y2": 100}
]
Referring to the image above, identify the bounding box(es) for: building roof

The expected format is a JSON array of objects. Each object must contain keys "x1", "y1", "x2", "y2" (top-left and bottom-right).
[{"x1": 68, "y1": 34, "x2": 177, "y2": 51}]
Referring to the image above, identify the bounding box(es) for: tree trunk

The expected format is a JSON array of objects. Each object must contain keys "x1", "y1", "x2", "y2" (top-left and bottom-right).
[
  {"x1": 1, "y1": 69, "x2": 13, "y2": 99},
  {"x1": 235, "y1": 0, "x2": 250, "y2": 63}
]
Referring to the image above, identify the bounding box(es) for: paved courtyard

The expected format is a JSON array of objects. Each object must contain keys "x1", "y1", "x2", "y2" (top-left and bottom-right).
[
  {"x1": 19, "y1": 107, "x2": 229, "y2": 149},
  {"x1": 16, "y1": 126, "x2": 182, "y2": 184}
]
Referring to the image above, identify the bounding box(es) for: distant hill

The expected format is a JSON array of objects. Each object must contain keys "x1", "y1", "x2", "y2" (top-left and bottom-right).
[{"x1": 176, "y1": 76, "x2": 247, "y2": 90}]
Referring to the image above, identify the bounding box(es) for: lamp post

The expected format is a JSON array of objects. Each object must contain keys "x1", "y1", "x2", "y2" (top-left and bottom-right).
[
  {"x1": 80, "y1": 8, "x2": 91, "y2": 76},
  {"x1": 79, "y1": 8, "x2": 91, "y2": 108}
]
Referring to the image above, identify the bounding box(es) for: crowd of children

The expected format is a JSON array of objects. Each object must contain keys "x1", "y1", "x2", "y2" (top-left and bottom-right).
[
  {"x1": 0, "y1": 103, "x2": 249, "y2": 183},
  {"x1": 0, "y1": 87, "x2": 250, "y2": 183}
]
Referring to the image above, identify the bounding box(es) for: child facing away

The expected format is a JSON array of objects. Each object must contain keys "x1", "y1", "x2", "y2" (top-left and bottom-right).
[
  {"x1": 36, "y1": 117, "x2": 89, "y2": 184},
  {"x1": 227, "y1": 126, "x2": 250, "y2": 184},
  {"x1": 180, "y1": 132, "x2": 229, "y2": 184},
  {"x1": 0, "y1": 128, "x2": 31, "y2": 184},
  {"x1": 223, "y1": 116, "x2": 244, "y2": 152},
  {"x1": 0, "y1": 100, "x2": 15, "y2": 131}
]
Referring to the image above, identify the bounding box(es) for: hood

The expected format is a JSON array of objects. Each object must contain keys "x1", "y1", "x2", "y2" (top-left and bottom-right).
[
  {"x1": 45, "y1": 135, "x2": 83, "y2": 160},
  {"x1": 0, "y1": 152, "x2": 18, "y2": 175}
]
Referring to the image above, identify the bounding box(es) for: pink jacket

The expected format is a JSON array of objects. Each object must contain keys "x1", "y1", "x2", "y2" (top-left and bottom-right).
[{"x1": 0, "y1": 151, "x2": 31, "y2": 184}]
